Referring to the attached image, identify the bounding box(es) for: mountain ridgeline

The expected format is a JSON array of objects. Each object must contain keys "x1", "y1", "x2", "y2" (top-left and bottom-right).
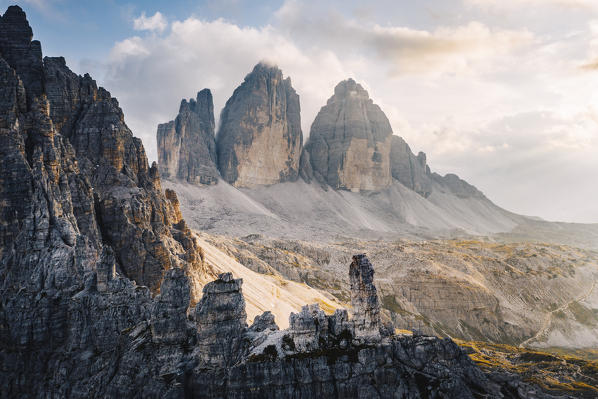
[{"x1": 157, "y1": 64, "x2": 482, "y2": 199}]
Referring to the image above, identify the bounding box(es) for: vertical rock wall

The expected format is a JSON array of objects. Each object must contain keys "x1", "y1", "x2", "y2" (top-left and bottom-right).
[
  {"x1": 217, "y1": 62, "x2": 302, "y2": 187},
  {"x1": 157, "y1": 89, "x2": 219, "y2": 185},
  {"x1": 390, "y1": 135, "x2": 432, "y2": 197},
  {"x1": 350, "y1": 254, "x2": 381, "y2": 338},
  {"x1": 303, "y1": 79, "x2": 392, "y2": 192}
]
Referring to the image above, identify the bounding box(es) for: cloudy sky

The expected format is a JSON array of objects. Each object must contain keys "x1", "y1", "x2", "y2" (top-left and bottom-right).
[{"x1": 4, "y1": 0, "x2": 598, "y2": 223}]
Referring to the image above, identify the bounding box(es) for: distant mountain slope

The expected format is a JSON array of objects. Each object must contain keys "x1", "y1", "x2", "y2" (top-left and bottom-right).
[
  {"x1": 165, "y1": 178, "x2": 524, "y2": 240},
  {"x1": 165, "y1": 173, "x2": 598, "y2": 249}
]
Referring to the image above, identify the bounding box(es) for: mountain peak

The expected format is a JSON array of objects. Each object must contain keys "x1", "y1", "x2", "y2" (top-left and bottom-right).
[
  {"x1": 217, "y1": 63, "x2": 302, "y2": 187},
  {"x1": 302, "y1": 78, "x2": 392, "y2": 191},
  {"x1": 332, "y1": 78, "x2": 369, "y2": 101},
  {"x1": 159, "y1": 87, "x2": 218, "y2": 185},
  {"x1": 246, "y1": 61, "x2": 283, "y2": 81}
]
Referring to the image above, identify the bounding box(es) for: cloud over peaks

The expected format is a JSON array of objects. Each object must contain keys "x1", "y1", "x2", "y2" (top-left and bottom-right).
[{"x1": 133, "y1": 11, "x2": 168, "y2": 33}]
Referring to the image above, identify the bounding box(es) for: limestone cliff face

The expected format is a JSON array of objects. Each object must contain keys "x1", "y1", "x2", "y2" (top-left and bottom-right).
[
  {"x1": 42, "y1": 53, "x2": 204, "y2": 292},
  {"x1": 390, "y1": 135, "x2": 485, "y2": 199},
  {"x1": 217, "y1": 62, "x2": 302, "y2": 187},
  {"x1": 0, "y1": 5, "x2": 43, "y2": 102},
  {"x1": 431, "y1": 172, "x2": 485, "y2": 198},
  {"x1": 157, "y1": 89, "x2": 219, "y2": 185},
  {"x1": 303, "y1": 79, "x2": 392, "y2": 192},
  {"x1": 0, "y1": 5, "x2": 205, "y2": 375},
  {"x1": 390, "y1": 135, "x2": 432, "y2": 197}
]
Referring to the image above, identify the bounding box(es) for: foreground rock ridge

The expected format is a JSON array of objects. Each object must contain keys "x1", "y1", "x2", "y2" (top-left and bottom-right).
[
  {"x1": 0, "y1": 3, "x2": 201, "y2": 391},
  {"x1": 217, "y1": 62, "x2": 303, "y2": 187},
  {"x1": 2, "y1": 242, "x2": 552, "y2": 397},
  {"x1": 157, "y1": 88, "x2": 219, "y2": 185}
]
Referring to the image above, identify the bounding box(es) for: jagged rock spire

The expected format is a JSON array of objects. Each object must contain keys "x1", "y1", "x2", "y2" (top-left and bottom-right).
[
  {"x1": 0, "y1": 5, "x2": 43, "y2": 101},
  {"x1": 350, "y1": 254, "x2": 381, "y2": 338},
  {"x1": 195, "y1": 272, "x2": 247, "y2": 367},
  {"x1": 150, "y1": 268, "x2": 191, "y2": 344},
  {"x1": 217, "y1": 62, "x2": 303, "y2": 187},
  {"x1": 157, "y1": 88, "x2": 219, "y2": 185}
]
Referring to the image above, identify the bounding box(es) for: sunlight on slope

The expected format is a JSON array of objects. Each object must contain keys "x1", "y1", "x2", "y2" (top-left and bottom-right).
[{"x1": 195, "y1": 235, "x2": 344, "y2": 328}]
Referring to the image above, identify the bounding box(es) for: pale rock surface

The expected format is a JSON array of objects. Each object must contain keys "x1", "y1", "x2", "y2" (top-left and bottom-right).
[
  {"x1": 390, "y1": 135, "x2": 432, "y2": 197},
  {"x1": 217, "y1": 62, "x2": 302, "y2": 187},
  {"x1": 157, "y1": 89, "x2": 219, "y2": 185},
  {"x1": 303, "y1": 78, "x2": 392, "y2": 191}
]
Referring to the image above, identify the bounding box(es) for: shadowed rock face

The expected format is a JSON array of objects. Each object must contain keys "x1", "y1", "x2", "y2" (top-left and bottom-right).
[
  {"x1": 217, "y1": 62, "x2": 302, "y2": 187},
  {"x1": 302, "y1": 79, "x2": 393, "y2": 192},
  {"x1": 0, "y1": 7, "x2": 206, "y2": 394},
  {"x1": 0, "y1": 5, "x2": 43, "y2": 102},
  {"x1": 390, "y1": 135, "x2": 432, "y2": 198},
  {"x1": 157, "y1": 89, "x2": 219, "y2": 185},
  {"x1": 350, "y1": 254, "x2": 381, "y2": 338},
  {"x1": 195, "y1": 272, "x2": 247, "y2": 367}
]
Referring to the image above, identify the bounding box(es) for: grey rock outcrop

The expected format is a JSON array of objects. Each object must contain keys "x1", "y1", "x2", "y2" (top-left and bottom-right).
[
  {"x1": 389, "y1": 136, "x2": 485, "y2": 199},
  {"x1": 288, "y1": 303, "x2": 330, "y2": 352},
  {"x1": 0, "y1": 5, "x2": 204, "y2": 396},
  {"x1": 195, "y1": 272, "x2": 247, "y2": 367},
  {"x1": 431, "y1": 172, "x2": 485, "y2": 198},
  {"x1": 390, "y1": 135, "x2": 432, "y2": 197},
  {"x1": 217, "y1": 62, "x2": 302, "y2": 187},
  {"x1": 350, "y1": 254, "x2": 381, "y2": 339},
  {"x1": 157, "y1": 89, "x2": 219, "y2": 185},
  {"x1": 42, "y1": 51, "x2": 205, "y2": 294},
  {"x1": 0, "y1": 5, "x2": 43, "y2": 102},
  {"x1": 150, "y1": 268, "x2": 191, "y2": 344},
  {"x1": 302, "y1": 78, "x2": 392, "y2": 191},
  {"x1": 249, "y1": 310, "x2": 278, "y2": 333}
]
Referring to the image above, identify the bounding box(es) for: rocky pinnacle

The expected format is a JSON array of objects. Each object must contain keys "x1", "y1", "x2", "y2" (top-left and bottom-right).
[
  {"x1": 217, "y1": 62, "x2": 303, "y2": 187},
  {"x1": 157, "y1": 89, "x2": 220, "y2": 185},
  {"x1": 350, "y1": 254, "x2": 381, "y2": 338},
  {"x1": 302, "y1": 79, "x2": 393, "y2": 191}
]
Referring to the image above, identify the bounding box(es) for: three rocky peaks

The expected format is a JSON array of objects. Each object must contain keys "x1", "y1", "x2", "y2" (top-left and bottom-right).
[{"x1": 158, "y1": 63, "x2": 483, "y2": 198}]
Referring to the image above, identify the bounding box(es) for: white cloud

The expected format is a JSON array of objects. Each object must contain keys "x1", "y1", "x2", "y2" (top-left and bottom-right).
[
  {"x1": 133, "y1": 11, "x2": 168, "y2": 33},
  {"x1": 111, "y1": 36, "x2": 150, "y2": 61},
  {"x1": 275, "y1": 1, "x2": 533, "y2": 77},
  {"x1": 100, "y1": 0, "x2": 598, "y2": 223},
  {"x1": 466, "y1": 0, "x2": 598, "y2": 11},
  {"x1": 421, "y1": 110, "x2": 598, "y2": 222}
]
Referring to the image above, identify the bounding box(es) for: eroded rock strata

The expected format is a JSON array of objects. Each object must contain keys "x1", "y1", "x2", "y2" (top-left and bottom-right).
[
  {"x1": 217, "y1": 62, "x2": 303, "y2": 187},
  {"x1": 157, "y1": 89, "x2": 219, "y2": 185},
  {"x1": 0, "y1": 5, "x2": 202, "y2": 395},
  {"x1": 302, "y1": 79, "x2": 393, "y2": 191}
]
